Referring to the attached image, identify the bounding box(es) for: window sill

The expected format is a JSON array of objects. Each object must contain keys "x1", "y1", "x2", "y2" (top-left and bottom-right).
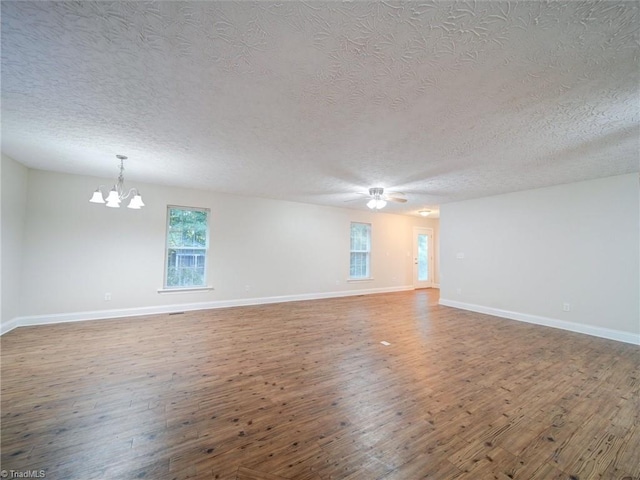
[
  {"x1": 157, "y1": 286, "x2": 214, "y2": 294},
  {"x1": 347, "y1": 277, "x2": 375, "y2": 283}
]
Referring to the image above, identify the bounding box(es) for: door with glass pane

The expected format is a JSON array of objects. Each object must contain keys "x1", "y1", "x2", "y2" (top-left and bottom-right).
[{"x1": 413, "y1": 227, "x2": 434, "y2": 289}]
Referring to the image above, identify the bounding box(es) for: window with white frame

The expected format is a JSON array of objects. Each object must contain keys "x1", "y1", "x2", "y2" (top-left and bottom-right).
[
  {"x1": 164, "y1": 206, "x2": 209, "y2": 289},
  {"x1": 350, "y1": 222, "x2": 371, "y2": 279}
]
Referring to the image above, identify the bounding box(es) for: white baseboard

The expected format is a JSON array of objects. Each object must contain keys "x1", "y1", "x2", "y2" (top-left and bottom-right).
[
  {"x1": 438, "y1": 298, "x2": 640, "y2": 346},
  {"x1": 1, "y1": 318, "x2": 19, "y2": 336},
  {"x1": 1, "y1": 285, "x2": 414, "y2": 335}
]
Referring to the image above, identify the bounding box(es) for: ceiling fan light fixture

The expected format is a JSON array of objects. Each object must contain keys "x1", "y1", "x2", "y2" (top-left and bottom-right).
[
  {"x1": 366, "y1": 187, "x2": 388, "y2": 210},
  {"x1": 367, "y1": 198, "x2": 387, "y2": 210}
]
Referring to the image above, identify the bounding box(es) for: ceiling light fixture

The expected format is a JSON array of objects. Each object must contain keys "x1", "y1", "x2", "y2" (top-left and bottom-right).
[
  {"x1": 419, "y1": 210, "x2": 431, "y2": 217},
  {"x1": 367, "y1": 187, "x2": 387, "y2": 210},
  {"x1": 89, "y1": 155, "x2": 145, "y2": 209}
]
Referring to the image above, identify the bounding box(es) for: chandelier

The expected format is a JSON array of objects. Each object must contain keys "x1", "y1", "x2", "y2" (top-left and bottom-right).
[{"x1": 89, "y1": 155, "x2": 145, "y2": 209}]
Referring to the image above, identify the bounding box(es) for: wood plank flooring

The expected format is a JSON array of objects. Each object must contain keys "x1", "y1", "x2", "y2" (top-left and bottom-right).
[{"x1": 1, "y1": 290, "x2": 638, "y2": 479}]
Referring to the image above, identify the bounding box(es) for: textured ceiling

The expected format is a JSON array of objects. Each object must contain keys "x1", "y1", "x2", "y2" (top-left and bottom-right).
[{"x1": 2, "y1": 1, "x2": 639, "y2": 216}]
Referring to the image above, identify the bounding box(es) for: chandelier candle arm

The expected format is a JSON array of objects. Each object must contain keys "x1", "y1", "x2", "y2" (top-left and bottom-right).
[{"x1": 89, "y1": 155, "x2": 144, "y2": 209}]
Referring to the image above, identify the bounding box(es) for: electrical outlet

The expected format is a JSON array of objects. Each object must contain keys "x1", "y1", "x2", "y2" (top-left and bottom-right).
[
  {"x1": 104, "y1": 293, "x2": 112, "y2": 301},
  {"x1": 245, "y1": 285, "x2": 251, "y2": 292},
  {"x1": 562, "y1": 303, "x2": 571, "y2": 312},
  {"x1": 456, "y1": 288, "x2": 462, "y2": 295}
]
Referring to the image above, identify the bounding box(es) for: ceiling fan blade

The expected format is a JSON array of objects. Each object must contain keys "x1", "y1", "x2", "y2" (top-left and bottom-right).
[{"x1": 384, "y1": 190, "x2": 407, "y2": 203}]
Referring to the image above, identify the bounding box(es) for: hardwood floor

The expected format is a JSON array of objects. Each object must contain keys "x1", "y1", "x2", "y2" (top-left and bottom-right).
[{"x1": 1, "y1": 290, "x2": 638, "y2": 480}]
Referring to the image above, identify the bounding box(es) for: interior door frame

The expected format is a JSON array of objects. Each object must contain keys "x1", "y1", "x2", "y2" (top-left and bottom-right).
[{"x1": 413, "y1": 227, "x2": 434, "y2": 289}]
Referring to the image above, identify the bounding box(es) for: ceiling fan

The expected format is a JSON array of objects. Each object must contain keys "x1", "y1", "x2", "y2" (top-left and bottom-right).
[{"x1": 361, "y1": 187, "x2": 407, "y2": 210}]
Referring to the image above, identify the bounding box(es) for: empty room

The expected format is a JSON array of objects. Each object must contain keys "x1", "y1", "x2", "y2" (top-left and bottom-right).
[{"x1": 1, "y1": 2, "x2": 638, "y2": 480}]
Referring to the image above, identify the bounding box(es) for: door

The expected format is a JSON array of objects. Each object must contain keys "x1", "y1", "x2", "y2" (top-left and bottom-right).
[{"x1": 413, "y1": 227, "x2": 434, "y2": 289}]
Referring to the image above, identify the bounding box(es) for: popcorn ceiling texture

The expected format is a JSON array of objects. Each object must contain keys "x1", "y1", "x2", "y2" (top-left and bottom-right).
[{"x1": 1, "y1": 1, "x2": 638, "y2": 213}]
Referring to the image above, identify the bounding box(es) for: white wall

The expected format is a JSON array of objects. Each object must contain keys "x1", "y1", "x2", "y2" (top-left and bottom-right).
[
  {"x1": 9, "y1": 167, "x2": 438, "y2": 324},
  {"x1": 440, "y1": 173, "x2": 640, "y2": 344},
  {"x1": 1, "y1": 155, "x2": 29, "y2": 331}
]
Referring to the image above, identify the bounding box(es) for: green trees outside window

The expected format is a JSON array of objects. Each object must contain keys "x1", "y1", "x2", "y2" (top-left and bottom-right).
[{"x1": 165, "y1": 207, "x2": 209, "y2": 288}]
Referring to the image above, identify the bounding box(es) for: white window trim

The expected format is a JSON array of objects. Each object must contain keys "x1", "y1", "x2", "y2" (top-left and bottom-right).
[
  {"x1": 349, "y1": 222, "x2": 372, "y2": 280},
  {"x1": 157, "y1": 286, "x2": 214, "y2": 294}
]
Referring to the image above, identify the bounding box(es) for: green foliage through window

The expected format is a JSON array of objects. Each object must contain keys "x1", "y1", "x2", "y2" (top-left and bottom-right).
[{"x1": 165, "y1": 207, "x2": 209, "y2": 288}]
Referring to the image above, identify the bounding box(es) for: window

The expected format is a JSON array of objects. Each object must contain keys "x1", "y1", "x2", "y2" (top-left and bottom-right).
[
  {"x1": 164, "y1": 206, "x2": 209, "y2": 289},
  {"x1": 350, "y1": 222, "x2": 371, "y2": 279}
]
